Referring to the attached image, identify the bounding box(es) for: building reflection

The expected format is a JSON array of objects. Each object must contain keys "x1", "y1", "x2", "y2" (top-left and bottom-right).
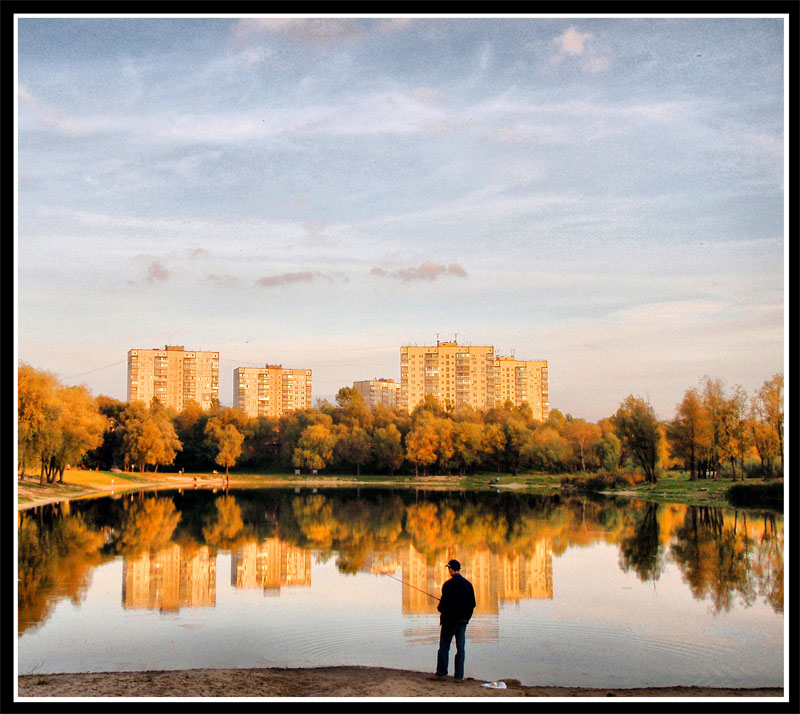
[
  {"x1": 388, "y1": 540, "x2": 553, "y2": 614},
  {"x1": 231, "y1": 538, "x2": 312, "y2": 595},
  {"x1": 365, "y1": 539, "x2": 553, "y2": 643},
  {"x1": 120, "y1": 535, "x2": 552, "y2": 622},
  {"x1": 122, "y1": 544, "x2": 216, "y2": 611}
]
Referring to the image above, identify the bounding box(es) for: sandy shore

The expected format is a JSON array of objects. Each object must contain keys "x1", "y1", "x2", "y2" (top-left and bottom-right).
[{"x1": 16, "y1": 666, "x2": 784, "y2": 699}]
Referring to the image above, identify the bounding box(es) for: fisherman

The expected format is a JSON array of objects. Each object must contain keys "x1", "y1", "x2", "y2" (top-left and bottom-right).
[{"x1": 428, "y1": 559, "x2": 476, "y2": 683}]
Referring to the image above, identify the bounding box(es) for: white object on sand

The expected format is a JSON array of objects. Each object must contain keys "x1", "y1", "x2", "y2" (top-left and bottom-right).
[{"x1": 482, "y1": 681, "x2": 507, "y2": 689}]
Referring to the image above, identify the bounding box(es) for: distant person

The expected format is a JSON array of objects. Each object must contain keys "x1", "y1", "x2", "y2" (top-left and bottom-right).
[{"x1": 428, "y1": 559, "x2": 476, "y2": 683}]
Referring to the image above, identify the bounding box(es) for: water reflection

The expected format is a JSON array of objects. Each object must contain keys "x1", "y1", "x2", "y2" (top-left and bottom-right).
[{"x1": 18, "y1": 489, "x2": 783, "y2": 636}]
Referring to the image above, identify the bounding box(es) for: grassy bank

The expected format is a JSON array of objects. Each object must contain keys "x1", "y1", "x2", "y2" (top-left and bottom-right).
[{"x1": 17, "y1": 468, "x2": 782, "y2": 511}]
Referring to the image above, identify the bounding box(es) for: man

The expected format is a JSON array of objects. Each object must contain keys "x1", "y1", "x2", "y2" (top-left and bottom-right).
[{"x1": 428, "y1": 559, "x2": 476, "y2": 683}]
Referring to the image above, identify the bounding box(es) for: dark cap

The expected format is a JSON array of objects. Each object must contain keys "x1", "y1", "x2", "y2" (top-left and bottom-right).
[{"x1": 446, "y1": 559, "x2": 461, "y2": 571}]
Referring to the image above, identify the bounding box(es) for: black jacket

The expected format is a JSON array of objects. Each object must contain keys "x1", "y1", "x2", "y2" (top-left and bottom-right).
[{"x1": 437, "y1": 572, "x2": 476, "y2": 625}]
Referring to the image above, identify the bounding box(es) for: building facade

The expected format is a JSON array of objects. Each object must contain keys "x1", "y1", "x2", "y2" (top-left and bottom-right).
[
  {"x1": 127, "y1": 345, "x2": 219, "y2": 412},
  {"x1": 234, "y1": 364, "x2": 312, "y2": 418},
  {"x1": 494, "y1": 356, "x2": 549, "y2": 421},
  {"x1": 400, "y1": 341, "x2": 549, "y2": 420},
  {"x1": 353, "y1": 379, "x2": 400, "y2": 409}
]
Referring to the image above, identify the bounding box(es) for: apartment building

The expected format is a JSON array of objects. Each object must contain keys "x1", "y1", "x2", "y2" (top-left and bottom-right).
[
  {"x1": 234, "y1": 364, "x2": 312, "y2": 419},
  {"x1": 127, "y1": 345, "x2": 219, "y2": 412},
  {"x1": 400, "y1": 341, "x2": 549, "y2": 420},
  {"x1": 494, "y1": 356, "x2": 549, "y2": 422},
  {"x1": 353, "y1": 378, "x2": 400, "y2": 409}
]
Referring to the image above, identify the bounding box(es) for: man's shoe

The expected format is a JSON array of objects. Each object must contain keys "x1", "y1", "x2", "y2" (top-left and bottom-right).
[
  {"x1": 454, "y1": 678, "x2": 464, "y2": 683},
  {"x1": 427, "y1": 674, "x2": 446, "y2": 681}
]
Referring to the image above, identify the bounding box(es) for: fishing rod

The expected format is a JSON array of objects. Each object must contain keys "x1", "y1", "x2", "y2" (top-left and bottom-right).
[{"x1": 383, "y1": 573, "x2": 440, "y2": 601}]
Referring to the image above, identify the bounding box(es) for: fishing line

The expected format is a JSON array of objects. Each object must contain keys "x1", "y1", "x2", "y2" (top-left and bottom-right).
[{"x1": 382, "y1": 573, "x2": 440, "y2": 601}]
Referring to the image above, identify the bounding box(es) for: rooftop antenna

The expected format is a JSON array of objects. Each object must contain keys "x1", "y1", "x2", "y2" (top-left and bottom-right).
[
  {"x1": 436, "y1": 332, "x2": 440, "y2": 345},
  {"x1": 454, "y1": 333, "x2": 458, "y2": 343}
]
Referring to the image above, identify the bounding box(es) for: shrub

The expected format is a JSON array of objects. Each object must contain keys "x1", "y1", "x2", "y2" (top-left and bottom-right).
[{"x1": 726, "y1": 482, "x2": 783, "y2": 510}]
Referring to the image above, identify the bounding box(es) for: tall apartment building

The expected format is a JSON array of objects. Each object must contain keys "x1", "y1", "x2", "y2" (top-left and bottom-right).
[
  {"x1": 353, "y1": 378, "x2": 400, "y2": 409},
  {"x1": 234, "y1": 364, "x2": 312, "y2": 419},
  {"x1": 127, "y1": 345, "x2": 219, "y2": 412},
  {"x1": 400, "y1": 341, "x2": 549, "y2": 420},
  {"x1": 494, "y1": 356, "x2": 549, "y2": 421}
]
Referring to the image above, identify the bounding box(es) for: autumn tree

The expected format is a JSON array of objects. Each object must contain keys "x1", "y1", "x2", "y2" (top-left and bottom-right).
[
  {"x1": 750, "y1": 374, "x2": 784, "y2": 478},
  {"x1": 120, "y1": 401, "x2": 182, "y2": 472},
  {"x1": 667, "y1": 388, "x2": 710, "y2": 481},
  {"x1": 17, "y1": 364, "x2": 60, "y2": 481},
  {"x1": 406, "y1": 418, "x2": 439, "y2": 477},
  {"x1": 204, "y1": 417, "x2": 244, "y2": 475},
  {"x1": 49, "y1": 385, "x2": 107, "y2": 482},
  {"x1": 614, "y1": 395, "x2": 661, "y2": 483},
  {"x1": 563, "y1": 418, "x2": 602, "y2": 472}
]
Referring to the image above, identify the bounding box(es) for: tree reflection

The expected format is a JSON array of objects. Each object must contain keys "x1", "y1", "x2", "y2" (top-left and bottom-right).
[
  {"x1": 18, "y1": 509, "x2": 106, "y2": 633},
  {"x1": 619, "y1": 503, "x2": 665, "y2": 582},
  {"x1": 18, "y1": 489, "x2": 784, "y2": 633},
  {"x1": 115, "y1": 497, "x2": 181, "y2": 555},
  {"x1": 202, "y1": 495, "x2": 246, "y2": 549}
]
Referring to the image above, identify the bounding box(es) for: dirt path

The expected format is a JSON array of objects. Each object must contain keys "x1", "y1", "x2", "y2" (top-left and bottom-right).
[{"x1": 16, "y1": 666, "x2": 784, "y2": 699}]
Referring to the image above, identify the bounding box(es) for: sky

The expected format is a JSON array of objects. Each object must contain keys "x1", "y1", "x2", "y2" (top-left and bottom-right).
[{"x1": 14, "y1": 14, "x2": 787, "y2": 422}]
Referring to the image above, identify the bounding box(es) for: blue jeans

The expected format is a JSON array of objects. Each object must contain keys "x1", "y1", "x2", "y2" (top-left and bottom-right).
[{"x1": 436, "y1": 620, "x2": 468, "y2": 679}]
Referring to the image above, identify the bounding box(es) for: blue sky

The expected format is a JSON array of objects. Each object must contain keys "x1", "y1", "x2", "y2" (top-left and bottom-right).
[{"x1": 15, "y1": 15, "x2": 786, "y2": 421}]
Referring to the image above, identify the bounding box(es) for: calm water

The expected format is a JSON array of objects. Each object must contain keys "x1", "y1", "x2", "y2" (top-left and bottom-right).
[{"x1": 17, "y1": 487, "x2": 783, "y2": 688}]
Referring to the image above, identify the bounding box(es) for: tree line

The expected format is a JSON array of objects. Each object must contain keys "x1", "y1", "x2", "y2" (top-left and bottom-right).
[{"x1": 17, "y1": 364, "x2": 783, "y2": 483}]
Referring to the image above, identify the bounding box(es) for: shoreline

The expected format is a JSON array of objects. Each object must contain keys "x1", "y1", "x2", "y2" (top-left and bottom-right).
[{"x1": 16, "y1": 666, "x2": 785, "y2": 699}]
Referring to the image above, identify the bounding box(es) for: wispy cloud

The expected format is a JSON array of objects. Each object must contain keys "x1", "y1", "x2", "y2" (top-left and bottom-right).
[
  {"x1": 146, "y1": 260, "x2": 170, "y2": 282},
  {"x1": 233, "y1": 18, "x2": 364, "y2": 48},
  {"x1": 256, "y1": 271, "x2": 316, "y2": 287},
  {"x1": 372, "y1": 262, "x2": 469, "y2": 282},
  {"x1": 208, "y1": 273, "x2": 240, "y2": 288},
  {"x1": 551, "y1": 26, "x2": 611, "y2": 73}
]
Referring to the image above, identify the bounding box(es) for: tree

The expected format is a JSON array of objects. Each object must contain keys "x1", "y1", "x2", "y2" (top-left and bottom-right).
[
  {"x1": 750, "y1": 374, "x2": 784, "y2": 478},
  {"x1": 528, "y1": 425, "x2": 569, "y2": 473},
  {"x1": 667, "y1": 388, "x2": 710, "y2": 481},
  {"x1": 371, "y1": 424, "x2": 404, "y2": 475},
  {"x1": 334, "y1": 387, "x2": 373, "y2": 430},
  {"x1": 563, "y1": 418, "x2": 602, "y2": 472},
  {"x1": 120, "y1": 402, "x2": 182, "y2": 472},
  {"x1": 50, "y1": 385, "x2": 107, "y2": 482},
  {"x1": 406, "y1": 419, "x2": 439, "y2": 477},
  {"x1": 334, "y1": 426, "x2": 372, "y2": 476},
  {"x1": 292, "y1": 423, "x2": 336, "y2": 472},
  {"x1": 614, "y1": 395, "x2": 661, "y2": 483},
  {"x1": 596, "y1": 431, "x2": 622, "y2": 471},
  {"x1": 204, "y1": 417, "x2": 244, "y2": 475},
  {"x1": 17, "y1": 364, "x2": 60, "y2": 482}
]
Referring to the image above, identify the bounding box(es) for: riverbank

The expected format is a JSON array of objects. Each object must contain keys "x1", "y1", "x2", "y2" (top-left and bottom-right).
[
  {"x1": 16, "y1": 666, "x2": 784, "y2": 699},
  {"x1": 16, "y1": 468, "x2": 781, "y2": 512}
]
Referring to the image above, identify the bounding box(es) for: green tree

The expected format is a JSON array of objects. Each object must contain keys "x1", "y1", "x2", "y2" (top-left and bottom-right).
[
  {"x1": 596, "y1": 431, "x2": 622, "y2": 471},
  {"x1": 292, "y1": 423, "x2": 336, "y2": 472},
  {"x1": 614, "y1": 395, "x2": 661, "y2": 483},
  {"x1": 334, "y1": 426, "x2": 372, "y2": 476},
  {"x1": 370, "y1": 424, "x2": 404, "y2": 475}
]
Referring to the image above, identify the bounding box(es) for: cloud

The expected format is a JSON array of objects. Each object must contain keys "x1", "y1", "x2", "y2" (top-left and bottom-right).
[
  {"x1": 256, "y1": 271, "x2": 316, "y2": 287},
  {"x1": 17, "y1": 82, "x2": 86, "y2": 135},
  {"x1": 208, "y1": 273, "x2": 240, "y2": 288},
  {"x1": 551, "y1": 26, "x2": 611, "y2": 73},
  {"x1": 554, "y1": 26, "x2": 592, "y2": 55},
  {"x1": 372, "y1": 262, "x2": 469, "y2": 282},
  {"x1": 146, "y1": 261, "x2": 170, "y2": 282},
  {"x1": 233, "y1": 18, "x2": 364, "y2": 48}
]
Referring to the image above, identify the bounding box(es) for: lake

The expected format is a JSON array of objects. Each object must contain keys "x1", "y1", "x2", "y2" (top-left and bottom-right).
[{"x1": 17, "y1": 487, "x2": 784, "y2": 689}]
